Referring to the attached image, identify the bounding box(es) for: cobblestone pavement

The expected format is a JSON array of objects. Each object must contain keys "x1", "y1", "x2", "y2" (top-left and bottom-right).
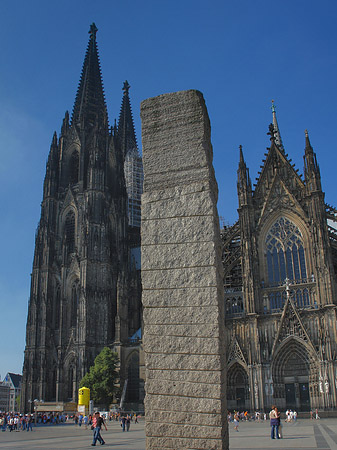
[{"x1": 1, "y1": 418, "x2": 337, "y2": 450}]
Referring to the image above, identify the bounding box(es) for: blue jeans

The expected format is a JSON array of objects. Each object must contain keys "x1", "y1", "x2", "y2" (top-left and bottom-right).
[
  {"x1": 92, "y1": 426, "x2": 104, "y2": 445},
  {"x1": 271, "y1": 424, "x2": 279, "y2": 439}
]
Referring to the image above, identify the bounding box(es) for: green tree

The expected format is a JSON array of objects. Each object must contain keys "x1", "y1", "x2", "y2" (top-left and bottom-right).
[{"x1": 80, "y1": 347, "x2": 119, "y2": 409}]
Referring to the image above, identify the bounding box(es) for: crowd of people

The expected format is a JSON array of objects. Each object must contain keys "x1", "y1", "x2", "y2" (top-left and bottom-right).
[
  {"x1": 228, "y1": 408, "x2": 299, "y2": 424},
  {"x1": 0, "y1": 409, "x2": 142, "y2": 448},
  {"x1": 228, "y1": 406, "x2": 324, "y2": 439},
  {"x1": 0, "y1": 413, "x2": 35, "y2": 431}
]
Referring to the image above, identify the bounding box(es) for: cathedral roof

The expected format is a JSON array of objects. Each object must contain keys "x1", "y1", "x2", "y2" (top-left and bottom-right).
[
  {"x1": 117, "y1": 80, "x2": 138, "y2": 158},
  {"x1": 71, "y1": 23, "x2": 108, "y2": 130}
]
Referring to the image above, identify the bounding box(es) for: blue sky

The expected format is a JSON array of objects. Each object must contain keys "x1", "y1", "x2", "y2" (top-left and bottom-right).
[{"x1": 1, "y1": 0, "x2": 337, "y2": 379}]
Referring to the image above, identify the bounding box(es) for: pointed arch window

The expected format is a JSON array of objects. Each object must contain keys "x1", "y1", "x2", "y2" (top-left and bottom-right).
[
  {"x1": 67, "y1": 366, "x2": 74, "y2": 400},
  {"x1": 265, "y1": 217, "x2": 307, "y2": 284},
  {"x1": 70, "y1": 282, "x2": 79, "y2": 327},
  {"x1": 53, "y1": 287, "x2": 61, "y2": 329},
  {"x1": 65, "y1": 212, "x2": 75, "y2": 253},
  {"x1": 69, "y1": 151, "x2": 79, "y2": 184}
]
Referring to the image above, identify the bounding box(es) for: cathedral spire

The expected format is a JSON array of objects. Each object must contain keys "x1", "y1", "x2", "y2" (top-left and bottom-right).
[
  {"x1": 237, "y1": 145, "x2": 252, "y2": 206},
  {"x1": 305, "y1": 128, "x2": 312, "y2": 151},
  {"x1": 304, "y1": 129, "x2": 322, "y2": 192},
  {"x1": 71, "y1": 23, "x2": 108, "y2": 130},
  {"x1": 117, "y1": 80, "x2": 138, "y2": 159},
  {"x1": 271, "y1": 100, "x2": 285, "y2": 152}
]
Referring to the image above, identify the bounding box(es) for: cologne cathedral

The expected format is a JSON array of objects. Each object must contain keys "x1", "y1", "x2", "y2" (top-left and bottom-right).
[
  {"x1": 22, "y1": 24, "x2": 337, "y2": 414},
  {"x1": 21, "y1": 24, "x2": 143, "y2": 412},
  {"x1": 223, "y1": 105, "x2": 337, "y2": 412}
]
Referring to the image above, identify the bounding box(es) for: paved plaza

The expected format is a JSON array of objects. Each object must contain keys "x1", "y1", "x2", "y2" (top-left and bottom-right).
[{"x1": 1, "y1": 418, "x2": 337, "y2": 450}]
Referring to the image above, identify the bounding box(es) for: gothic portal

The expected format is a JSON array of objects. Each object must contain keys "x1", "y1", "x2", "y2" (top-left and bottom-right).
[
  {"x1": 223, "y1": 104, "x2": 337, "y2": 412},
  {"x1": 21, "y1": 24, "x2": 143, "y2": 412}
]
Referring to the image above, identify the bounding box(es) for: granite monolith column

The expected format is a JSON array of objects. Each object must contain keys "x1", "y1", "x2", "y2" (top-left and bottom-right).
[{"x1": 141, "y1": 90, "x2": 228, "y2": 450}]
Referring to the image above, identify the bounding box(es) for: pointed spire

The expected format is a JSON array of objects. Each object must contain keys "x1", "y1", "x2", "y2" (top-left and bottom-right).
[
  {"x1": 305, "y1": 129, "x2": 313, "y2": 152},
  {"x1": 303, "y1": 129, "x2": 322, "y2": 192},
  {"x1": 117, "y1": 80, "x2": 138, "y2": 159},
  {"x1": 239, "y1": 144, "x2": 244, "y2": 164},
  {"x1": 43, "y1": 132, "x2": 59, "y2": 198},
  {"x1": 61, "y1": 111, "x2": 69, "y2": 135},
  {"x1": 71, "y1": 23, "x2": 108, "y2": 130},
  {"x1": 271, "y1": 100, "x2": 285, "y2": 152},
  {"x1": 237, "y1": 145, "x2": 252, "y2": 206},
  {"x1": 52, "y1": 131, "x2": 58, "y2": 146}
]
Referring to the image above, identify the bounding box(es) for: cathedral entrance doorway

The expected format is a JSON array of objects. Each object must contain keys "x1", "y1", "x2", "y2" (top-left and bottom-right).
[
  {"x1": 227, "y1": 363, "x2": 249, "y2": 411},
  {"x1": 284, "y1": 381, "x2": 310, "y2": 411},
  {"x1": 273, "y1": 339, "x2": 314, "y2": 412}
]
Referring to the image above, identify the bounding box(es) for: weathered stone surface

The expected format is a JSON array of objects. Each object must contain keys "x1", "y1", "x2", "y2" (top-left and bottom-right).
[
  {"x1": 145, "y1": 436, "x2": 225, "y2": 450},
  {"x1": 142, "y1": 265, "x2": 219, "y2": 290},
  {"x1": 141, "y1": 90, "x2": 228, "y2": 449},
  {"x1": 144, "y1": 352, "x2": 223, "y2": 371},
  {"x1": 143, "y1": 306, "x2": 222, "y2": 325},
  {"x1": 146, "y1": 368, "x2": 223, "y2": 384},
  {"x1": 143, "y1": 335, "x2": 222, "y2": 355},
  {"x1": 146, "y1": 422, "x2": 225, "y2": 439},
  {"x1": 141, "y1": 184, "x2": 216, "y2": 221},
  {"x1": 145, "y1": 409, "x2": 226, "y2": 427},
  {"x1": 144, "y1": 393, "x2": 225, "y2": 414},
  {"x1": 145, "y1": 378, "x2": 226, "y2": 399},
  {"x1": 142, "y1": 286, "x2": 220, "y2": 308},
  {"x1": 145, "y1": 323, "x2": 221, "y2": 338},
  {"x1": 141, "y1": 90, "x2": 216, "y2": 191},
  {"x1": 141, "y1": 214, "x2": 217, "y2": 245},
  {"x1": 142, "y1": 241, "x2": 217, "y2": 270}
]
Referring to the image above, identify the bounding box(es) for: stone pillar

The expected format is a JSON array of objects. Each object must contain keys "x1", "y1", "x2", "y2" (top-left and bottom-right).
[{"x1": 141, "y1": 90, "x2": 228, "y2": 450}]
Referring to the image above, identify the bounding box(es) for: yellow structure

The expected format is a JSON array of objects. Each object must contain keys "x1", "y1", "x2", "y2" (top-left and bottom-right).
[{"x1": 78, "y1": 387, "x2": 90, "y2": 413}]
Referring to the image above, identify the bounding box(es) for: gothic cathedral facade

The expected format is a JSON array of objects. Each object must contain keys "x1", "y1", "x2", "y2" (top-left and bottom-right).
[
  {"x1": 21, "y1": 25, "x2": 337, "y2": 414},
  {"x1": 223, "y1": 105, "x2": 337, "y2": 412},
  {"x1": 21, "y1": 25, "x2": 143, "y2": 412}
]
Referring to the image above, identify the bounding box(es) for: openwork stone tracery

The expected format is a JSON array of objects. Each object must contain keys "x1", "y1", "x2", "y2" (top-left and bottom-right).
[{"x1": 223, "y1": 113, "x2": 337, "y2": 412}]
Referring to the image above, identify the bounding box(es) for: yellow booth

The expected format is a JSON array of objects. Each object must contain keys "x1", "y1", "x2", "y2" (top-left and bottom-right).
[{"x1": 78, "y1": 387, "x2": 90, "y2": 414}]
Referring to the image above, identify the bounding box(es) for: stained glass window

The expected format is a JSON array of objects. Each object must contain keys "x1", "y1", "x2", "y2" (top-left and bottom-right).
[{"x1": 265, "y1": 217, "x2": 307, "y2": 283}]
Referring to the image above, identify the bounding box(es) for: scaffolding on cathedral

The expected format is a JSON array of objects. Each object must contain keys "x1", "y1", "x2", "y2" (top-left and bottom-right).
[{"x1": 124, "y1": 147, "x2": 143, "y2": 228}]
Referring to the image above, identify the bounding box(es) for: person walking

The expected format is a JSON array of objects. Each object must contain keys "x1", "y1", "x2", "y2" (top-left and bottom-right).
[
  {"x1": 91, "y1": 412, "x2": 107, "y2": 446},
  {"x1": 26, "y1": 415, "x2": 34, "y2": 432},
  {"x1": 121, "y1": 415, "x2": 126, "y2": 432},
  {"x1": 233, "y1": 412, "x2": 239, "y2": 432},
  {"x1": 269, "y1": 405, "x2": 280, "y2": 439},
  {"x1": 126, "y1": 414, "x2": 131, "y2": 431},
  {"x1": 275, "y1": 407, "x2": 282, "y2": 439}
]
